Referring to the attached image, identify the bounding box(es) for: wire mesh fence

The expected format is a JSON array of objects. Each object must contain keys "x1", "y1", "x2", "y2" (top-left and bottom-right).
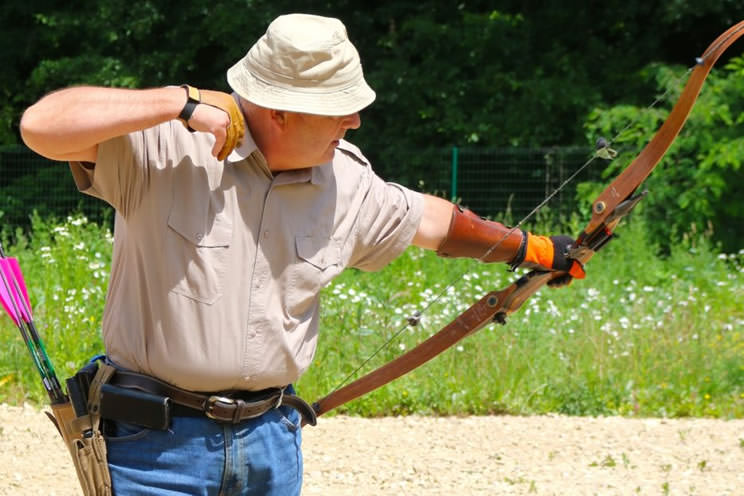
[
  {"x1": 0, "y1": 145, "x2": 110, "y2": 230},
  {"x1": 367, "y1": 145, "x2": 602, "y2": 223},
  {"x1": 0, "y1": 144, "x2": 603, "y2": 232},
  {"x1": 450, "y1": 146, "x2": 599, "y2": 220}
]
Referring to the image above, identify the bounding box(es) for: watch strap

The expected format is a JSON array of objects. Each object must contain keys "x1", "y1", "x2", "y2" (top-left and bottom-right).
[{"x1": 178, "y1": 85, "x2": 201, "y2": 132}]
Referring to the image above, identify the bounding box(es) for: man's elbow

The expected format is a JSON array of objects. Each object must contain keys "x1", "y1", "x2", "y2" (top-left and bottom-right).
[
  {"x1": 19, "y1": 106, "x2": 46, "y2": 154},
  {"x1": 19, "y1": 106, "x2": 84, "y2": 161}
]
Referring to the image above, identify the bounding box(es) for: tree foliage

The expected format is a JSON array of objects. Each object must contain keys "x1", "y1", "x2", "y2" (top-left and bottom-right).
[
  {"x1": 5, "y1": 1, "x2": 743, "y2": 146},
  {"x1": 2, "y1": 0, "x2": 744, "y2": 249}
]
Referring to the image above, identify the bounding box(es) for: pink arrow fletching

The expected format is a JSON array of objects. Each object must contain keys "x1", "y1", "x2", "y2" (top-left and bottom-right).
[
  {"x1": 7, "y1": 258, "x2": 31, "y2": 318},
  {"x1": 0, "y1": 258, "x2": 32, "y2": 325},
  {"x1": 0, "y1": 266, "x2": 21, "y2": 326}
]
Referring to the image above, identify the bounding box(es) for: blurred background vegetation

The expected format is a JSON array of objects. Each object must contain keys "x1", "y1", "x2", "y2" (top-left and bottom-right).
[
  {"x1": 1, "y1": 1, "x2": 744, "y2": 250},
  {"x1": 0, "y1": 1, "x2": 742, "y2": 415}
]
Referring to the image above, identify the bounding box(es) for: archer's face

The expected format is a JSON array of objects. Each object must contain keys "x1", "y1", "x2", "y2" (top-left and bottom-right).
[{"x1": 271, "y1": 112, "x2": 361, "y2": 170}]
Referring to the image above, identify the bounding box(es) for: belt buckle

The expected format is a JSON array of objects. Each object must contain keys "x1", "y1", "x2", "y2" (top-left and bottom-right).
[{"x1": 205, "y1": 395, "x2": 236, "y2": 421}]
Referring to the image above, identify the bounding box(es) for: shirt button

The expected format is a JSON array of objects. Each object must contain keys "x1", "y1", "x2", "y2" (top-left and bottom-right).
[{"x1": 195, "y1": 233, "x2": 203, "y2": 241}]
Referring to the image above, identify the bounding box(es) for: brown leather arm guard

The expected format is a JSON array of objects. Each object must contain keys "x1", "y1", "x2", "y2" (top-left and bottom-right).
[{"x1": 435, "y1": 206, "x2": 526, "y2": 265}]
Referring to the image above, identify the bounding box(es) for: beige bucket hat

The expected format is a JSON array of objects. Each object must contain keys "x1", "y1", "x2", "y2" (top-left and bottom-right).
[{"x1": 227, "y1": 14, "x2": 376, "y2": 116}]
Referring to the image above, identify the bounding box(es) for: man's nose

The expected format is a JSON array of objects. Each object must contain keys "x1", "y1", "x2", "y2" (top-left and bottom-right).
[{"x1": 342, "y1": 113, "x2": 361, "y2": 130}]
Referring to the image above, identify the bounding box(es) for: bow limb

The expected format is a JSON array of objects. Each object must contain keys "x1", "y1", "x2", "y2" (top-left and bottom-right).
[
  {"x1": 309, "y1": 21, "x2": 744, "y2": 423},
  {"x1": 311, "y1": 284, "x2": 519, "y2": 418},
  {"x1": 310, "y1": 269, "x2": 557, "y2": 420},
  {"x1": 584, "y1": 20, "x2": 744, "y2": 237}
]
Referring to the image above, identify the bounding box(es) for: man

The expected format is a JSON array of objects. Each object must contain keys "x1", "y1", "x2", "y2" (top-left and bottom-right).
[{"x1": 20, "y1": 13, "x2": 582, "y2": 496}]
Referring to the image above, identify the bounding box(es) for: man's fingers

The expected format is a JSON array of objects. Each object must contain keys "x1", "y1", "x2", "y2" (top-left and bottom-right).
[
  {"x1": 212, "y1": 131, "x2": 227, "y2": 159},
  {"x1": 218, "y1": 123, "x2": 236, "y2": 161},
  {"x1": 547, "y1": 273, "x2": 573, "y2": 288},
  {"x1": 199, "y1": 89, "x2": 246, "y2": 160}
]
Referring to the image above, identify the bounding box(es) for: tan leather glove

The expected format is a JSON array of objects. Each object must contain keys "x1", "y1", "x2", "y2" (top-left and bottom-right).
[
  {"x1": 178, "y1": 85, "x2": 246, "y2": 160},
  {"x1": 199, "y1": 90, "x2": 245, "y2": 160}
]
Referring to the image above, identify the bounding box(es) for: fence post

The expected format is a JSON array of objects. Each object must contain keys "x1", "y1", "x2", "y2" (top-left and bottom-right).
[{"x1": 450, "y1": 146, "x2": 458, "y2": 201}]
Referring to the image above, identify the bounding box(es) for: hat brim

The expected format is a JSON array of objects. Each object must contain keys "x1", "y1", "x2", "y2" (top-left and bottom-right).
[{"x1": 227, "y1": 66, "x2": 376, "y2": 116}]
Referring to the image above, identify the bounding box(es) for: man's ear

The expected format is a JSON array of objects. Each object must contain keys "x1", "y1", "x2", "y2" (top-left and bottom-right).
[{"x1": 269, "y1": 109, "x2": 288, "y2": 128}]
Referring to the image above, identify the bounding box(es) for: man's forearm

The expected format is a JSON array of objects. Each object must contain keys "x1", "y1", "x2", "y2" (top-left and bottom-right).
[{"x1": 20, "y1": 86, "x2": 185, "y2": 161}]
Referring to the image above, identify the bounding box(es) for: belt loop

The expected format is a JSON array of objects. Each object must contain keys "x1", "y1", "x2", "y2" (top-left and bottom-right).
[
  {"x1": 274, "y1": 387, "x2": 285, "y2": 409},
  {"x1": 232, "y1": 399, "x2": 242, "y2": 424}
]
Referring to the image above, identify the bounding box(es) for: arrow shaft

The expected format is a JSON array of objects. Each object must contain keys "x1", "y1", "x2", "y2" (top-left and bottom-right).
[{"x1": 0, "y1": 247, "x2": 65, "y2": 403}]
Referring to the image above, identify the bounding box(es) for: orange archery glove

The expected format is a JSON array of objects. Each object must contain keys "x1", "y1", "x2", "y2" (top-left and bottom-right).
[{"x1": 511, "y1": 232, "x2": 586, "y2": 287}]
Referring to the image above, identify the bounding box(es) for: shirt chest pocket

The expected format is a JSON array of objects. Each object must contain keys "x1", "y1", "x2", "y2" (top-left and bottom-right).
[
  {"x1": 296, "y1": 236, "x2": 342, "y2": 271},
  {"x1": 165, "y1": 192, "x2": 233, "y2": 304},
  {"x1": 286, "y1": 236, "x2": 343, "y2": 319}
]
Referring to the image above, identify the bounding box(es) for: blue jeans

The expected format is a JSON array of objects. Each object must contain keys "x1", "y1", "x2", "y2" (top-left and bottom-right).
[{"x1": 104, "y1": 404, "x2": 303, "y2": 495}]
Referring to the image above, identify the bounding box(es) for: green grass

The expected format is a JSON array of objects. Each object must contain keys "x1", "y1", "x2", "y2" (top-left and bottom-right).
[
  {"x1": 0, "y1": 213, "x2": 109, "y2": 402},
  {"x1": 0, "y1": 213, "x2": 742, "y2": 418}
]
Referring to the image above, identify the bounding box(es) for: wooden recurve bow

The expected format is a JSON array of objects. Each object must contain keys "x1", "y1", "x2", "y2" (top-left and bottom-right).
[{"x1": 308, "y1": 21, "x2": 744, "y2": 422}]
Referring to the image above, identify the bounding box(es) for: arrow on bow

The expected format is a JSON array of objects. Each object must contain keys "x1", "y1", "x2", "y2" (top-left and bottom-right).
[{"x1": 307, "y1": 21, "x2": 744, "y2": 422}]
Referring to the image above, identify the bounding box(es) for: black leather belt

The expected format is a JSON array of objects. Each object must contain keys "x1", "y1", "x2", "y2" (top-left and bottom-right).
[{"x1": 109, "y1": 370, "x2": 317, "y2": 426}]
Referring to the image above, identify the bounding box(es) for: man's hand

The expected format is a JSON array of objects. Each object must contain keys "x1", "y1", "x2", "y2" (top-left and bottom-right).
[
  {"x1": 511, "y1": 233, "x2": 586, "y2": 287},
  {"x1": 181, "y1": 88, "x2": 246, "y2": 160}
]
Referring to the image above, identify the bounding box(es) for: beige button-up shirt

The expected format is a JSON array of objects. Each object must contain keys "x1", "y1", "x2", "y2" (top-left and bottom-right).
[{"x1": 70, "y1": 121, "x2": 423, "y2": 392}]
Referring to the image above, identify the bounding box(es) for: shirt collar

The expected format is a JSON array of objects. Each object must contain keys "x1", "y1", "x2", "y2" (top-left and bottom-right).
[{"x1": 226, "y1": 131, "x2": 259, "y2": 164}]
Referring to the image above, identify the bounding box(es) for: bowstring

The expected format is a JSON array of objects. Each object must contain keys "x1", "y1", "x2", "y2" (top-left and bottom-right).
[{"x1": 327, "y1": 60, "x2": 698, "y2": 396}]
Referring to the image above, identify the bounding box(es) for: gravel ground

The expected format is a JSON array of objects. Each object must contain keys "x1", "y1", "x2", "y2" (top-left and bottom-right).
[{"x1": 1, "y1": 403, "x2": 742, "y2": 495}]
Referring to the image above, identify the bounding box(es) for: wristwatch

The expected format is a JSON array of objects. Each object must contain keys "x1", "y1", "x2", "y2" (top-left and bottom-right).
[{"x1": 178, "y1": 84, "x2": 201, "y2": 132}]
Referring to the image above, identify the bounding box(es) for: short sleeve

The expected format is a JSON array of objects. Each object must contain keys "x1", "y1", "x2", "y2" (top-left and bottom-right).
[
  {"x1": 68, "y1": 123, "x2": 171, "y2": 217},
  {"x1": 349, "y1": 175, "x2": 424, "y2": 271}
]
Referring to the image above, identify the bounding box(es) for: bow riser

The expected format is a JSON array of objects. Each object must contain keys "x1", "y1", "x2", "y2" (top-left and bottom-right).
[{"x1": 491, "y1": 270, "x2": 556, "y2": 324}]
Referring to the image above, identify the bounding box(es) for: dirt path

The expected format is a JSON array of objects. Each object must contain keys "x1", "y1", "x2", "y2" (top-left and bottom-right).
[{"x1": 1, "y1": 403, "x2": 742, "y2": 495}]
